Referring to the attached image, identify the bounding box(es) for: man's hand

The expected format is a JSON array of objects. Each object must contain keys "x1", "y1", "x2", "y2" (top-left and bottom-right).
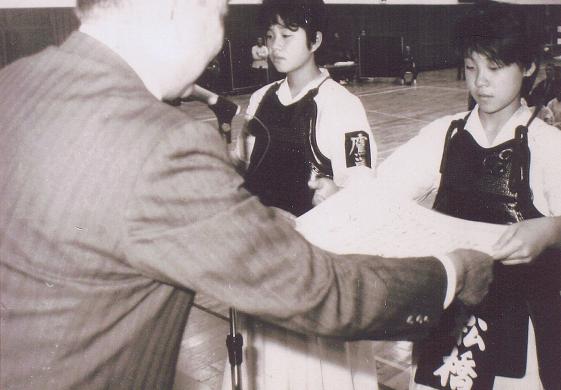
[{"x1": 447, "y1": 249, "x2": 494, "y2": 306}]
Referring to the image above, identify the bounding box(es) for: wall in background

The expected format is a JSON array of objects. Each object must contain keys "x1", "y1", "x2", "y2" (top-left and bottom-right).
[
  {"x1": 224, "y1": 3, "x2": 559, "y2": 87},
  {"x1": 1, "y1": 4, "x2": 559, "y2": 91},
  {"x1": 0, "y1": 7, "x2": 77, "y2": 67},
  {"x1": 2, "y1": 1, "x2": 560, "y2": 6}
]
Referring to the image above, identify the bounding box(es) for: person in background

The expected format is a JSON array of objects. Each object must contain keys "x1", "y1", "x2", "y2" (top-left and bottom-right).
[
  {"x1": 377, "y1": 2, "x2": 561, "y2": 389},
  {"x1": 540, "y1": 87, "x2": 561, "y2": 129},
  {"x1": 251, "y1": 36, "x2": 269, "y2": 86},
  {"x1": 0, "y1": 0, "x2": 496, "y2": 389},
  {"x1": 457, "y1": 56, "x2": 466, "y2": 81},
  {"x1": 527, "y1": 62, "x2": 558, "y2": 108},
  {"x1": 400, "y1": 45, "x2": 418, "y2": 86},
  {"x1": 537, "y1": 102, "x2": 555, "y2": 126},
  {"x1": 237, "y1": 0, "x2": 376, "y2": 217}
]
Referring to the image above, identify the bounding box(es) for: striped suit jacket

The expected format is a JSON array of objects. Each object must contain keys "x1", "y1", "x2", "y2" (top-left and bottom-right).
[{"x1": 0, "y1": 32, "x2": 447, "y2": 389}]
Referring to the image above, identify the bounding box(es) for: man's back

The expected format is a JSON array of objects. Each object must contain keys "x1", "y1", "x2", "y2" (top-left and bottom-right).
[{"x1": 0, "y1": 32, "x2": 196, "y2": 389}]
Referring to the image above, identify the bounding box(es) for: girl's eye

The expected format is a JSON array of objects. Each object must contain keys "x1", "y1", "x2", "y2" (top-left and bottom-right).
[
  {"x1": 281, "y1": 34, "x2": 292, "y2": 39},
  {"x1": 465, "y1": 65, "x2": 474, "y2": 70}
]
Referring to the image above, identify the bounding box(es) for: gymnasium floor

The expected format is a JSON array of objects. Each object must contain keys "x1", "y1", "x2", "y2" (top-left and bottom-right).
[{"x1": 171, "y1": 66, "x2": 545, "y2": 390}]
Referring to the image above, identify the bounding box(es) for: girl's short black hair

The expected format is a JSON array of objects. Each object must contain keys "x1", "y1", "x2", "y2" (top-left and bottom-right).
[
  {"x1": 456, "y1": 1, "x2": 539, "y2": 69},
  {"x1": 456, "y1": 1, "x2": 540, "y2": 97},
  {"x1": 260, "y1": 0, "x2": 328, "y2": 48}
]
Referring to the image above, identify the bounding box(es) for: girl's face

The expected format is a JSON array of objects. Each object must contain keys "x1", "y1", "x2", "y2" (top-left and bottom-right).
[
  {"x1": 266, "y1": 18, "x2": 317, "y2": 74},
  {"x1": 465, "y1": 51, "x2": 532, "y2": 118}
]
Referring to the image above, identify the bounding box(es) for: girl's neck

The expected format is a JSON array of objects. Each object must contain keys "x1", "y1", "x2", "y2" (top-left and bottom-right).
[
  {"x1": 286, "y1": 58, "x2": 322, "y2": 98},
  {"x1": 478, "y1": 98, "x2": 522, "y2": 144}
]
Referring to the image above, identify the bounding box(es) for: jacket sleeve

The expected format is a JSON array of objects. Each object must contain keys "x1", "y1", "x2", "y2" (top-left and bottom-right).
[{"x1": 123, "y1": 119, "x2": 447, "y2": 340}]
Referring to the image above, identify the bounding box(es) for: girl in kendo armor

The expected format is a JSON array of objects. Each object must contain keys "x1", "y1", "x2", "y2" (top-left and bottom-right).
[
  {"x1": 236, "y1": 0, "x2": 376, "y2": 217},
  {"x1": 377, "y1": 2, "x2": 561, "y2": 389},
  {"x1": 225, "y1": 1, "x2": 380, "y2": 389}
]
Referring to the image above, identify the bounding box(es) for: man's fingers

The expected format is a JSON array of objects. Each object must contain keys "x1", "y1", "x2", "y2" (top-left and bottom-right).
[
  {"x1": 449, "y1": 249, "x2": 495, "y2": 307},
  {"x1": 461, "y1": 287, "x2": 486, "y2": 307},
  {"x1": 463, "y1": 282, "x2": 491, "y2": 306}
]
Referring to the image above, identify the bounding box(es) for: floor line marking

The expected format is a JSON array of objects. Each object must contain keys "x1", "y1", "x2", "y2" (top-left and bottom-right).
[
  {"x1": 356, "y1": 84, "x2": 466, "y2": 98},
  {"x1": 365, "y1": 109, "x2": 431, "y2": 123},
  {"x1": 418, "y1": 85, "x2": 467, "y2": 92},
  {"x1": 356, "y1": 87, "x2": 412, "y2": 97}
]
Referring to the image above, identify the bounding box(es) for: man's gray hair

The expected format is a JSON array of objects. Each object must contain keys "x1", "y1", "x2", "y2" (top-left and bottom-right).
[{"x1": 75, "y1": 0, "x2": 124, "y2": 20}]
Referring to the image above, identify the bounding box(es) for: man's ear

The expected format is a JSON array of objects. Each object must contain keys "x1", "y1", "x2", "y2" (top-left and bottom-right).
[
  {"x1": 311, "y1": 31, "x2": 323, "y2": 52},
  {"x1": 524, "y1": 62, "x2": 537, "y2": 77}
]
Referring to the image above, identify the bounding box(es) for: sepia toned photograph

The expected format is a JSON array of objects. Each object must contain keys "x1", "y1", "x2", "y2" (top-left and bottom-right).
[{"x1": 1, "y1": 1, "x2": 560, "y2": 389}]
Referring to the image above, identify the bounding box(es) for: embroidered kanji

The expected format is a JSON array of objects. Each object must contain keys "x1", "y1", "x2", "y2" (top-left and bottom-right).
[
  {"x1": 345, "y1": 131, "x2": 371, "y2": 168},
  {"x1": 462, "y1": 316, "x2": 488, "y2": 351},
  {"x1": 434, "y1": 348, "x2": 478, "y2": 390}
]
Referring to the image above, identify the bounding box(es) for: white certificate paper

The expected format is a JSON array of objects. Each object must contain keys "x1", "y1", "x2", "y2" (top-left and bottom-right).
[{"x1": 296, "y1": 179, "x2": 507, "y2": 258}]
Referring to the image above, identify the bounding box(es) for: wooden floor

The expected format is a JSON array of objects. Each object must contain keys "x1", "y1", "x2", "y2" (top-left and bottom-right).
[{"x1": 171, "y1": 67, "x2": 544, "y2": 390}]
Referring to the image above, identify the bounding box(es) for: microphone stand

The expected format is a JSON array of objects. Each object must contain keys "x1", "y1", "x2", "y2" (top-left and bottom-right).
[{"x1": 226, "y1": 307, "x2": 243, "y2": 390}]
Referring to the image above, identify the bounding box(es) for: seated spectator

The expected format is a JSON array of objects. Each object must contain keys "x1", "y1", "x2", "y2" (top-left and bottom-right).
[{"x1": 400, "y1": 45, "x2": 418, "y2": 86}]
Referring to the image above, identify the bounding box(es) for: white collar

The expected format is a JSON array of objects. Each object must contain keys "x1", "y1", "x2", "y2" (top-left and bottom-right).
[
  {"x1": 276, "y1": 68, "x2": 330, "y2": 105},
  {"x1": 465, "y1": 104, "x2": 533, "y2": 147}
]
